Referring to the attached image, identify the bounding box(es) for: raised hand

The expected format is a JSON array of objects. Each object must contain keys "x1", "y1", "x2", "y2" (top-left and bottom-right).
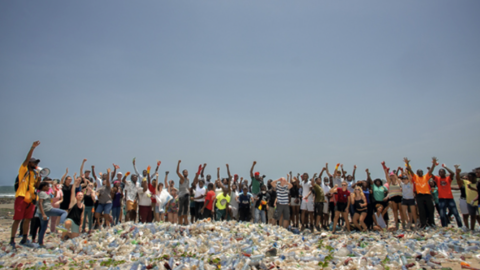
[
  {"x1": 165, "y1": 171, "x2": 169, "y2": 175},
  {"x1": 107, "y1": 168, "x2": 111, "y2": 173},
  {"x1": 432, "y1": 157, "x2": 438, "y2": 164},
  {"x1": 157, "y1": 161, "x2": 161, "y2": 166},
  {"x1": 32, "y1": 141, "x2": 41, "y2": 148},
  {"x1": 178, "y1": 160, "x2": 182, "y2": 164},
  {"x1": 66, "y1": 168, "x2": 69, "y2": 174},
  {"x1": 253, "y1": 161, "x2": 257, "y2": 165},
  {"x1": 403, "y1": 157, "x2": 410, "y2": 164},
  {"x1": 354, "y1": 165, "x2": 357, "y2": 169}
]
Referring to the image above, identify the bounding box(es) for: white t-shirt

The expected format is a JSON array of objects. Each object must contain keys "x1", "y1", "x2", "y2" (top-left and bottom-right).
[
  {"x1": 215, "y1": 188, "x2": 223, "y2": 197},
  {"x1": 321, "y1": 184, "x2": 331, "y2": 202},
  {"x1": 230, "y1": 190, "x2": 239, "y2": 208},
  {"x1": 195, "y1": 186, "x2": 206, "y2": 202},
  {"x1": 346, "y1": 180, "x2": 355, "y2": 193},
  {"x1": 301, "y1": 181, "x2": 313, "y2": 200},
  {"x1": 332, "y1": 177, "x2": 344, "y2": 187},
  {"x1": 137, "y1": 187, "x2": 152, "y2": 206},
  {"x1": 125, "y1": 181, "x2": 139, "y2": 202}
]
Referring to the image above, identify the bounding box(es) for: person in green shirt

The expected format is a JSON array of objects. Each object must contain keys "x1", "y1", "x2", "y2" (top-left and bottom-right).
[
  {"x1": 311, "y1": 177, "x2": 325, "y2": 231},
  {"x1": 250, "y1": 161, "x2": 263, "y2": 196}
]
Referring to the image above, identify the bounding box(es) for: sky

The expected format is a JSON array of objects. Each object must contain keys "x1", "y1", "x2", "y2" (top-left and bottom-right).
[{"x1": 1, "y1": 0, "x2": 479, "y2": 186}]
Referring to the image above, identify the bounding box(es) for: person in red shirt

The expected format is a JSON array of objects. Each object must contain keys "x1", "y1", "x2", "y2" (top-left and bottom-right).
[
  {"x1": 434, "y1": 164, "x2": 463, "y2": 228},
  {"x1": 330, "y1": 181, "x2": 351, "y2": 234},
  {"x1": 200, "y1": 183, "x2": 216, "y2": 221}
]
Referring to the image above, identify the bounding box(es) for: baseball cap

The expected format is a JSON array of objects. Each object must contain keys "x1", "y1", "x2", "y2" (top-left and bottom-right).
[{"x1": 29, "y1": 157, "x2": 40, "y2": 163}]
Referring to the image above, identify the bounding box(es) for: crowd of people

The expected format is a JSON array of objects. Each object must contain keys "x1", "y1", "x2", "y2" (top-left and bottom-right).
[{"x1": 10, "y1": 141, "x2": 480, "y2": 250}]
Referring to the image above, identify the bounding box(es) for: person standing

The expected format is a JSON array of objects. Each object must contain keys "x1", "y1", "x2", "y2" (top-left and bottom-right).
[
  {"x1": 434, "y1": 165, "x2": 463, "y2": 228},
  {"x1": 300, "y1": 173, "x2": 314, "y2": 230},
  {"x1": 272, "y1": 176, "x2": 293, "y2": 228},
  {"x1": 10, "y1": 141, "x2": 41, "y2": 249},
  {"x1": 176, "y1": 160, "x2": 190, "y2": 225},
  {"x1": 404, "y1": 157, "x2": 437, "y2": 229}
]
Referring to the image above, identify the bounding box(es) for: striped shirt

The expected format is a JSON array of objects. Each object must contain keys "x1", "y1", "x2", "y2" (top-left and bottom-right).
[
  {"x1": 388, "y1": 183, "x2": 402, "y2": 198},
  {"x1": 276, "y1": 184, "x2": 289, "y2": 205}
]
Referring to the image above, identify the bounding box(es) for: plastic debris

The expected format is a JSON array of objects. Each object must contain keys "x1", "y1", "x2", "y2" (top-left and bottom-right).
[{"x1": 0, "y1": 219, "x2": 479, "y2": 269}]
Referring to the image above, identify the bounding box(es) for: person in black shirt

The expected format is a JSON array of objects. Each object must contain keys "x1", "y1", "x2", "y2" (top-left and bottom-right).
[{"x1": 237, "y1": 186, "x2": 252, "y2": 221}]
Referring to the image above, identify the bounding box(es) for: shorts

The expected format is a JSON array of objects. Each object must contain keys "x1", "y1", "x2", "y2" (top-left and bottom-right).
[
  {"x1": 126, "y1": 201, "x2": 137, "y2": 212},
  {"x1": 178, "y1": 195, "x2": 189, "y2": 216},
  {"x1": 96, "y1": 203, "x2": 112, "y2": 214},
  {"x1": 203, "y1": 208, "x2": 212, "y2": 219},
  {"x1": 467, "y1": 204, "x2": 479, "y2": 216},
  {"x1": 66, "y1": 218, "x2": 80, "y2": 233},
  {"x1": 216, "y1": 209, "x2": 229, "y2": 221},
  {"x1": 401, "y1": 198, "x2": 416, "y2": 206},
  {"x1": 314, "y1": 202, "x2": 324, "y2": 216},
  {"x1": 274, "y1": 204, "x2": 290, "y2": 220},
  {"x1": 13, "y1": 196, "x2": 36, "y2": 221},
  {"x1": 229, "y1": 206, "x2": 238, "y2": 220},
  {"x1": 267, "y1": 206, "x2": 276, "y2": 220},
  {"x1": 390, "y1": 196, "x2": 402, "y2": 204},
  {"x1": 355, "y1": 208, "x2": 367, "y2": 214},
  {"x1": 155, "y1": 205, "x2": 163, "y2": 214},
  {"x1": 459, "y1": 198, "x2": 469, "y2": 215},
  {"x1": 335, "y1": 202, "x2": 348, "y2": 212},
  {"x1": 301, "y1": 199, "x2": 314, "y2": 212},
  {"x1": 323, "y1": 201, "x2": 329, "y2": 214},
  {"x1": 139, "y1": 205, "x2": 152, "y2": 223},
  {"x1": 190, "y1": 206, "x2": 195, "y2": 216},
  {"x1": 290, "y1": 198, "x2": 301, "y2": 206}
]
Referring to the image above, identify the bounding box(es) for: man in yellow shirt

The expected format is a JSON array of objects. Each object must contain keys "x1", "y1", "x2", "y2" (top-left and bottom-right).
[
  {"x1": 10, "y1": 141, "x2": 41, "y2": 249},
  {"x1": 215, "y1": 187, "x2": 231, "y2": 221}
]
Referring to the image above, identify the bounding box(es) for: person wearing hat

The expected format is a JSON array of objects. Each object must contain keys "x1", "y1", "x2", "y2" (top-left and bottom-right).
[{"x1": 10, "y1": 141, "x2": 42, "y2": 249}]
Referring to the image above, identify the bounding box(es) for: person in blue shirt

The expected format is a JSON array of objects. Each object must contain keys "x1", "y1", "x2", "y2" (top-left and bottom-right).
[{"x1": 237, "y1": 186, "x2": 253, "y2": 221}]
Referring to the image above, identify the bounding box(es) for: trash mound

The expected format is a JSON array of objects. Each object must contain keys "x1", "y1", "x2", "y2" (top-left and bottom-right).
[{"x1": 1, "y1": 220, "x2": 480, "y2": 269}]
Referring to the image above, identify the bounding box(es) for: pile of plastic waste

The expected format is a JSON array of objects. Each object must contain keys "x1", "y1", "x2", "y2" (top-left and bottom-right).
[{"x1": 0, "y1": 219, "x2": 480, "y2": 269}]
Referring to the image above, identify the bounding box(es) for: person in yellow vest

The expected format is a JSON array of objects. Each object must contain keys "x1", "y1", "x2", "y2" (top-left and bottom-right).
[{"x1": 10, "y1": 141, "x2": 42, "y2": 249}]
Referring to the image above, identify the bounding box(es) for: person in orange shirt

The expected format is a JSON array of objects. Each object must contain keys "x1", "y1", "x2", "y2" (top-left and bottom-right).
[
  {"x1": 10, "y1": 141, "x2": 41, "y2": 249},
  {"x1": 404, "y1": 157, "x2": 437, "y2": 229}
]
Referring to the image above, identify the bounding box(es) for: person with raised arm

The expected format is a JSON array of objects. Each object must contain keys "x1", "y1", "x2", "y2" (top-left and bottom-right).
[
  {"x1": 200, "y1": 181, "x2": 216, "y2": 221},
  {"x1": 82, "y1": 179, "x2": 97, "y2": 233},
  {"x1": 192, "y1": 165, "x2": 206, "y2": 220},
  {"x1": 271, "y1": 176, "x2": 293, "y2": 228},
  {"x1": 95, "y1": 165, "x2": 113, "y2": 229},
  {"x1": 164, "y1": 171, "x2": 179, "y2": 224},
  {"x1": 50, "y1": 169, "x2": 67, "y2": 233},
  {"x1": 300, "y1": 173, "x2": 314, "y2": 231},
  {"x1": 330, "y1": 181, "x2": 351, "y2": 234},
  {"x1": 61, "y1": 175, "x2": 84, "y2": 240},
  {"x1": 397, "y1": 167, "x2": 416, "y2": 230},
  {"x1": 310, "y1": 176, "x2": 325, "y2": 231},
  {"x1": 289, "y1": 174, "x2": 301, "y2": 228},
  {"x1": 77, "y1": 159, "x2": 89, "y2": 193},
  {"x1": 404, "y1": 157, "x2": 437, "y2": 229},
  {"x1": 176, "y1": 160, "x2": 190, "y2": 225},
  {"x1": 433, "y1": 164, "x2": 463, "y2": 228},
  {"x1": 250, "y1": 161, "x2": 263, "y2": 197},
  {"x1": 137, "y1": 172, "x2": 152, "y2": 223},
  {"x1": 331, "y1": 163, "x2": 344, "y2": 187},
  {"x1": 10, "y1": 141, "x2": 42, "y2": 249},
  {"x1": 382, "y1": 161, "x2": 406, "y2": 230},
  {"x1": 455, "y1": 165, "x2": 479, "y2": 230}
]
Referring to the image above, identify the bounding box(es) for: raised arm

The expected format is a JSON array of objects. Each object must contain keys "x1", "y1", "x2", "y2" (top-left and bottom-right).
[
  {"x1": 250, "y1": 161, "x2": 256, "y2": 178},
  {"x1": 133, "y1": 158, "x2": 140, "y2": 176},
  {"x1": 80, "y1": 159, "x2": 87, "y2": 178},
  {"x1": 352, "y1": 165, "x2": 357, "y2": 180},
  {"x1": 318, "y1": 167, "x2": 326, "y2": 180},
  {"x1": 366, "y1": 169, "x2": 373, "y2": 189},
  {"x1": 226, "y1": 164, "x2": 232, "y2": 180},
  {"x1": 164, "y1": 171, "x2": 169, "y2": 190},
  {"x1": 340, "y1": 164, "x2": 346, "y2": 178},
  {"x1": 91, "y1": 165, "x2": 97, "y2": 181},
  {"x1": 333, "y1": 163, "x2": 340, "y2": 177},
  {"x1": 177, "y1": 160, "x2": 185, "y2": 184},
  {"x1": 442, "y1": 164, "x2": 455, "y2": 177},
  {"x1": 428, "y1": 157, "x2": 438, "y2": 176},
  {"x1": 22, "y1": 141, "x2": 40, "y2": 167},
  {"x1": 217, "y1": 167, "x2": 220, "y2": 180},
  {"x1": 404, "y1": 158, "x2": 414, "y2": 175},
  {"x1": 122, "y1": 172, "x2": 130, "y2": 184},
  {"x1": 151, "y1": 161, "x2": 161, "y2": 179},
  {"x1": 201, "y1": 163, "x2": 207, "y2": 178},
  {"x1": 325, "y1": 163, "x2": 332, "y2": 178},
  {"x1": 193, "y1": 165, "x2": 202, "y2": 187},
  {"x1": 454, "y1": 165, "x2": 463, "y2": 187},
  {"x1": 105, "y1": 168, "x2": 111, "y2": 188},
  {"x1": 60, "y1": 168, "x2": 68, "y2": 185},
  {"x1": 69, "y1": 174, "x2": 78, "y2": 209},
  {"x1": 382, "y1": 161, "x2": 391, "y2": 185}
]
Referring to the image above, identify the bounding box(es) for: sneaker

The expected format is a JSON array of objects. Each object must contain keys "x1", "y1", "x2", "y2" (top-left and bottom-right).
[
  {"x1": 9, "y1": 242, "x2": 16, "y2": 250},
  {"x1": 37, "y1": 244, "x2": 46, "y2": 249},
  {"x1": 19, "y1": 239, "x2": 35, "y2": 248},
  {"x1": 316, "y1": 226, "x2": 321, "y2": 232},
  {"x1": 56, "y1": 225, "x2": 69, "y2": 233}
]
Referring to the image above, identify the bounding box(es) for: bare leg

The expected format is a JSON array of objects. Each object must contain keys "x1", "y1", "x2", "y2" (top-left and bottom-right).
[
  {"x1": 342, "y1": 211, "x2": 350, "y2": 232},
  {"x1": 353, "y1": 213, "x2": 360, "y2": 230},
  {"x1": 359, "y1": 212, "x2": 367, "y2": 231},
  {"x1": 332, "y1": 211, "x2": 340, "y2": 233}
]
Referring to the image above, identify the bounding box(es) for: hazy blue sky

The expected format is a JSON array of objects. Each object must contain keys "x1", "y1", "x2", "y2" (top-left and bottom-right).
[{"x1": 1, "y1": 0, "x2": 479, "y2": 186}]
